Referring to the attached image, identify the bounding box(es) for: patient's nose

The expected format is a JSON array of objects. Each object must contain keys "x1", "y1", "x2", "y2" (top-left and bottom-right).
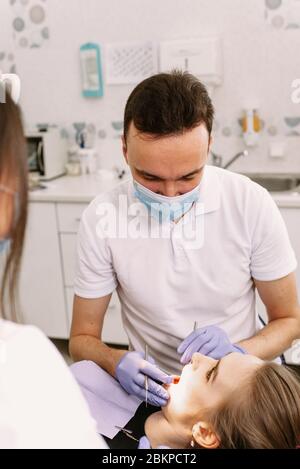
[
  {"x1": 191, "y1": 353, "x2": 202, "y2": 369},
  {"x1": 191, "y1": 352, "x2": 215, "y2": 369}
]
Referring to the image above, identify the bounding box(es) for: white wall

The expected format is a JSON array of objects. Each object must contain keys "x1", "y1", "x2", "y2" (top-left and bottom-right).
[{"x1": 1, "y1": 0, "x2": 300, "y2": 173}]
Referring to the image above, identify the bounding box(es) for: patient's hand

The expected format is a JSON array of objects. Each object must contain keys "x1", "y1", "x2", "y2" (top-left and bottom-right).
[{"x1": 177, "y1": 325, "x2": 246, "y2": 364}]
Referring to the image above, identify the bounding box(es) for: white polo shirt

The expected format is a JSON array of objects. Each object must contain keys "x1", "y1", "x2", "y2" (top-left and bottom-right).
[{"x1": 74, "y1": 165, "x2": 297, "y2": 374}]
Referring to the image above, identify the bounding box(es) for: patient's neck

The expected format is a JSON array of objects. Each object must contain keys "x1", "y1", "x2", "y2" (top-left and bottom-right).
[{"x1": 145, "y1": 411, "x2": 191, "y2": 449}]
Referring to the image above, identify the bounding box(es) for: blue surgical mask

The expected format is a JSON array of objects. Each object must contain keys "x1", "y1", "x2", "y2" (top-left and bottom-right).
[
  {"x1": 0, "y1": 238, "x2": 11, "y2": 255},
  {"x1": 133, "y1": 180, "x2": 200, "y2": 222}
]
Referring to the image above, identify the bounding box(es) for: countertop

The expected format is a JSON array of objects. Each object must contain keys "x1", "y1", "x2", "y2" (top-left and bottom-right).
[
  {"x1": 29, "y1": 173, "x2": 300, "y2": 208},
  {"x1": 29, "y1": 174, "x2": 121, "y2": 204}
]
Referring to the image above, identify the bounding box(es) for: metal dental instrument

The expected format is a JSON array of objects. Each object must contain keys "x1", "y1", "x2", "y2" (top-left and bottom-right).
[
  {"x1": 145, "y1": 343, "x2": 149, "y2": 408},
  {"x1": 114, "y1": 426, "x2": 139, "y2": 442},
  {"x1": 194, "y1": 321, "x2": 198, "y2": 332}
]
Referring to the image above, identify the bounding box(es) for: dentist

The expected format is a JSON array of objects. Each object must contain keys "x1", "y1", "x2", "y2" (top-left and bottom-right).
[
  {"x1": 70, "y1": 70, "x2": 300, "y2": 406},
  {"x1": 0, "y1": 86, "x2": 106, "y2": 448}
]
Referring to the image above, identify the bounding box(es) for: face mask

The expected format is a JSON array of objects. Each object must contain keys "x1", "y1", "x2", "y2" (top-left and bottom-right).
[
  {"x1": 133, "y1": 180, "x2": 200, "y2": 222},
  {"x1": 0, "y1": 238, "x2": 11, "y2": 255},
  {"x1": 0, "y1": 191, "x2": 19, "y2": 255}
]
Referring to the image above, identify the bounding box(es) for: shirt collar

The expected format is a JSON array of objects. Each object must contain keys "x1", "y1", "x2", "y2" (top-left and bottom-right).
[{"x1": 199, "y1": 165, "x2": 221, "y2": 214}]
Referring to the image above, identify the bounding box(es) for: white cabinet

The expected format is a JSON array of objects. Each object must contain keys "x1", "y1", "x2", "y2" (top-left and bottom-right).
[
  {"x1": 280, "y1": 208, "x2": 300, "y2": 289},
  {"x1": 65, "y1": 287, "x2": 128, "y2": 345},
  {"x1": 19, "y1": 201, "x2": 128, "y2": 346},
  {"x1": 57, "y1": 203, "x2": 86, "y2": 233},
  {"x1": 57, "y1": 202, "x2": 128, "y2": 345},
  {"x1": 19, "y1": 203, "x2": 68, "y2": 338},
  {"x1": 279, "y1": 207, "x2": 300, "y2": 364},
  {"x1": 256, "y1": 206, "x2": 300, "y2": 364},
  {"x1": 60, "y1": 234, "x2": 77, "y2": 287}
]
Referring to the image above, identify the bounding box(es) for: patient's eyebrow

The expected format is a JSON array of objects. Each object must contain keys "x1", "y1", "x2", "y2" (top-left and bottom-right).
[{"x1": 211, "y1": 359, "x2": 222, "y2": 383}]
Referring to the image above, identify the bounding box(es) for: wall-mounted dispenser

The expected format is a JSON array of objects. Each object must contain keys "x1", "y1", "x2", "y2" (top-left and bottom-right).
[
  {"x1": 159, "y1": 36, "x2": 223, "y2": 96},
  {"x1": 80, "y1": 43, "x2": 103, "y2": 98},
  {"x1": 241, "y1": 108, "x2": 262, "y2": 147}
]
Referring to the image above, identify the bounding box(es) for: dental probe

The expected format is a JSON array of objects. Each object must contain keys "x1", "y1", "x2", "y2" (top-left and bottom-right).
[{"x1": 145, "y1": 343, "x2": 149, "y2": 407}]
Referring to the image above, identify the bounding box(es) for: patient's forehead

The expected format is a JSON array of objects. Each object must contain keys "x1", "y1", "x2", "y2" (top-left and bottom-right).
[
  {"x1": 217, "y1": 353, "x2": 263, "y2": 386},
  {"x1": 224, "y1": 352, "x2": 262, "y2": 366}
]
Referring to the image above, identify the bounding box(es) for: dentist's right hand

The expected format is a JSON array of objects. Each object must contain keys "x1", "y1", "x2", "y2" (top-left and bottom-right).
[{"x1": 115, "y1": 351, "x2": 172, "y2": 407}]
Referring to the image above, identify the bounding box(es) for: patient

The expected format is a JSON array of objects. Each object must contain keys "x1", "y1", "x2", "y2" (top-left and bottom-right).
[{"x1": 144, "y1": 352, "x2": 300, "y2": 449}]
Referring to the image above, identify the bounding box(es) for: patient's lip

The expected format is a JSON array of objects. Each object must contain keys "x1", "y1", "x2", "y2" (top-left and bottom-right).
[{"x1": 163, "y1": 375, "x2": 180, "y2": 389}]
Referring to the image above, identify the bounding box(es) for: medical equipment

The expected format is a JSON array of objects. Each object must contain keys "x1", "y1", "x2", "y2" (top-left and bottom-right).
[
  {"x1": 145, "y1": 344, "x2": 149, "y2": 408},
  {"x1": 194, "y1": 321, "x2": 198, "y2": 332},
  {"x1": 80, "y1": 43, "x2": 103, "y2": 98},
  {"x1": 115, "y1": 426, "x2": 139, "y2": 443},
  {"x1": 26, "y1": 128, "x2": 68, "y2": 181},
  {"x1": 159, "y1": 36, "x2": 223, "y2": 97}
]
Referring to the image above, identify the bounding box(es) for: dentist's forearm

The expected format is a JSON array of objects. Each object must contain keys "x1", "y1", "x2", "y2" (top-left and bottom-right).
[
  {"x1": 69, "y1": 335, "x2": 128, "y2": 377},
  {"x1": 237, "y1": 316, "x2": 300, "y2": 361}
]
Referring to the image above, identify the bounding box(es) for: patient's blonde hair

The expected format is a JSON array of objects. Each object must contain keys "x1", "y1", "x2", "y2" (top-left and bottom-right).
[{"x1": 207, "y1": 363, "x2": 300, "y2": 449}]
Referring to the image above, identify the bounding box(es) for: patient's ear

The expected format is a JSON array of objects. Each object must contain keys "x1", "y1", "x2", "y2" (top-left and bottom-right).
[{"x1": 192, "y1": 421, "x2": 220, "y2": 449}]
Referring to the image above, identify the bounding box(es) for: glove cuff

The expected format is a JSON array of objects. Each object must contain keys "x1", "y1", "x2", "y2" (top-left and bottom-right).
[
  {"x1": 233, "y1": 344, "x2": 247, "y2": 355},
  {"x1": 115, "y1": 351, "x2": 130, "y2": 376}
]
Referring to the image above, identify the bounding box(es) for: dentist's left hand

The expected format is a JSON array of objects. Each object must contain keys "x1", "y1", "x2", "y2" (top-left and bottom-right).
[
  {"x1": 116, "y1": 351, "x2": 172, "y2": 407},
  {"x1": 177, "y1": 325, "x2": 246, "y2": 364}
]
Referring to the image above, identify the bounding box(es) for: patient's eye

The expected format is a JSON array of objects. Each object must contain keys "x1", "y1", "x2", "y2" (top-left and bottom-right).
[{"x1": 206, "y1": 365, "x2": 217, "y2": 382}]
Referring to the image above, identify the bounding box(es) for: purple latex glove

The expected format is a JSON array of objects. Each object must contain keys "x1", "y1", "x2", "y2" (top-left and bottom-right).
[
  {"x1": 138, "y1": 436, "x2": 170, "y2": 449},
  {"x1": 177, "y1": 325, "x2": 247, "y2": 364},
  {"x1": 116, "y1": 351, "x2": 172, "y2": 407}
]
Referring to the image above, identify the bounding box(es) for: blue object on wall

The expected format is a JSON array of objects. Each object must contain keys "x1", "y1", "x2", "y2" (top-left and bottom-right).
[{"x1": 80, "y1": 43, "x2": 103, "y2": 98}]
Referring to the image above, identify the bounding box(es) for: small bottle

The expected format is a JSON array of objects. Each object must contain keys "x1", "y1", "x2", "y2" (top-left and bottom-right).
[{"x1": 242, "y1": 108, "x2": 261, "y2": 147}]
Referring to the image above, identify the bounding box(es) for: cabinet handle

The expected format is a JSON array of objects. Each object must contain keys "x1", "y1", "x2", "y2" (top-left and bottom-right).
[{"x1": 75, "y1": 218, "x2": 81, "y2": 222}]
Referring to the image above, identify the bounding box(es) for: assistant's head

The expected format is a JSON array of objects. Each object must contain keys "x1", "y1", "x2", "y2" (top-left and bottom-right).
[
  {"x1": 145, "y1": 352, "x2": 300, "y2": 449},
  {"x1": 0, "y1": 87, "x2": 28, "y2": 318},
  {"x1": 122, "y1": 70, "x2": 214, "y2": 197}
]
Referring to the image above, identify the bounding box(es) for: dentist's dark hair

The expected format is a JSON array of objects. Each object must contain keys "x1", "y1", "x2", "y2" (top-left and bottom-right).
[
  {"x1": 0, "y1": 87, "x2": 28, "y2": 320},
  {"x1": 123, "y1": 69, "x2": 214, "y2": 142}
]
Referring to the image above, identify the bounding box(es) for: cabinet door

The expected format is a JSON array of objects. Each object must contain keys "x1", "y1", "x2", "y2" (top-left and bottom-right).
[
  {"x1": 279, "y1": 208, "x2": 300, "y2": 364},
  {"x1": 256, "y1": 207, "x2": 300, "y2": 364},
  {"x1": 60, "y1": 234, "x2": 77, "y2": 287},
  {"x1": 280, "y1": 208, "x2": 300, "y2": 290},
  {"x1": 19, "y1": 203, "x2": 68, "y2": 338},
  {"x1": 61, "y1": 229, "x2": 128, "y2": 346},
  {"x1": 66, "y1": 287, "x2": 128, "y2": 345}
]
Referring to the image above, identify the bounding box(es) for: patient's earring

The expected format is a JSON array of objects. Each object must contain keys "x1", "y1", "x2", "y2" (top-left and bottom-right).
[{"x1": 190, "y1": 439, "x2": 195, "y2": 448}]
